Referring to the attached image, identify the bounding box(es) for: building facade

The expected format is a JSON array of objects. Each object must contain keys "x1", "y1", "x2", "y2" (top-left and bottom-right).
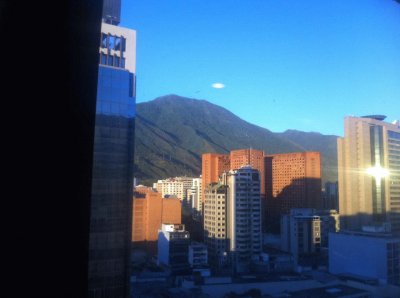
[
  {"x1": 188, "y1": 177, "x2": 202, "y2": 218},
  {"x1": 204, "y1": 183, "x2": 229, "y2": 269},
  {"x1": 318, "y1": 209, "x2": 340, "y2": 248},
  {"x1": 155, "y1": 176, "x2": 195, "y2": 201},
  {"x1": 132, "y1": 186, "x2": 181, "y2": 243},
  {"x1": 338, "y1": 116, "x2": 400, "y2": 233},
  {"x1": 323, "y1": 182, "x2": 339, "y2": 211},
  {"x1": 203, "y1": 166, "x2": 262, "y2": 273},
  {"x1": 188, "y1": 242, "x2": 208, "y2": 268},
  {"x1": 329, "y1": 231, "x2": 400, "y2": 285},
  {"x1": 225, "y1": 167, "x2": 263, "y2": 273},
  {"x1": 281, "y1": 209, "x2": 322, "y2": 265},
  {"x1": 88, "y1": 1, "x2": 136, "y2": 296},
  {"x1": 265, "y1": 152, "x2": 322, "y2": 233},
  {"x1": 202, "y1": 153, "x2": 231, "y2": 204},
  {"x1": 158, "y1": 224, "x2": 191, "y2": 274},
  {"x1": 230, "y1": 149, "x2": 266, "y2": 197}
]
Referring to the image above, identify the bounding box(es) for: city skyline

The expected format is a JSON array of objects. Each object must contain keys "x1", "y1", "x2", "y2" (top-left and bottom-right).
[{"x1": 122, "y1": 0, "x2": 399, "y2": 136}]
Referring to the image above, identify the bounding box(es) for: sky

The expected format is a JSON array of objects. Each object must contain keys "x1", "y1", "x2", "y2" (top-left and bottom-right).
[{"x1": 121, "y1": 0, "x2": 400, "y2": 136}]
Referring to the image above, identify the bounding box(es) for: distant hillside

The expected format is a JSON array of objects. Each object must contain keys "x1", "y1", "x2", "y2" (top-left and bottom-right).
[{"x1": 134, "y1": 94, "x2": 338, "y2": 186}]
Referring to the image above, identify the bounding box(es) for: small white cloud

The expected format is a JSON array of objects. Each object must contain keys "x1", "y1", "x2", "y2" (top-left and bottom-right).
[{"x1": 212, "y1": 83, "x2": 225, "y2": 89}]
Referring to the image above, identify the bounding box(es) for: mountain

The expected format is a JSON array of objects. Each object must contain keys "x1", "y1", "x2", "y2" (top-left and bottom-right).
[{"x1": 134, "y1": 94, "x2": 338, "y2": 186}]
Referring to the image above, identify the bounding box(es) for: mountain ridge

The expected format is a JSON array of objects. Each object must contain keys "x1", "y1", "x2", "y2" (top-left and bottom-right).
[{"x1": 134, "y1": 94, "x2": 338, "y2": 186}]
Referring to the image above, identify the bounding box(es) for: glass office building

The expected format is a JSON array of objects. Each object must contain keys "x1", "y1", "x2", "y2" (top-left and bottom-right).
[
  {"x1": 338, "y1": 116, "x2": 400, "y2": 234},
  {"x1": 88, "y1": 1, "x2": 136, "y2": 297}
]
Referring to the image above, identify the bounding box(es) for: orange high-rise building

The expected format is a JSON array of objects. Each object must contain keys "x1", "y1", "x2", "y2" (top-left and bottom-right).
[
  {"x1": 132, "y1": 186, "x2": 181, "y2": 243},
  {"x1": 202, "y1": 149, "x2": 266, "y2": 202},
  {"x1": 265, "y1": 152, "x2": 322, "y2": 232},
  {"x1": 230, "y1": 149, "x2": 266, "y2": 196},
  {"x1": 201, "y1": 153, "x2": 230, "y2": 203}
]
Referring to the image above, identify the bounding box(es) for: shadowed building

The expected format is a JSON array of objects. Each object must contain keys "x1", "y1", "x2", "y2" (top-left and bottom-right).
[
  {"x1": 204, "y1": 183, "x2": 229, "y2": 269},
  {"x1": 158, "y1": 224, "x2": 191, "y2": 275},
  {"x1": 265, "y1": 152, "x2": 322, "y2": 233},
  {"x1": 330, "y1": 230, "x2": 400, "y2": 286},
  {"x1": 281, "y1": 209, "x2": 321, "y2": 266},
  {"x1": 323, "y1": 181, "x2": 339, "y2": 211},
  {"x1": 88, "y1": 1, "x2": 136, "y2": 296},
  {"x1": 338, "y1": 116, "x2": 400, "y2": 233},
  {"x1": 281, "y1": 208, "x2": 339, "y2": 267},
  {"x1": 132, "y1": 186, "x2": 181, "y2": 253}
]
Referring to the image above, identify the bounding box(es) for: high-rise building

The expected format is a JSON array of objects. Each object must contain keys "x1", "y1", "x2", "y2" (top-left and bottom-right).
[
  {"x1": 265, "y1": 152, "x2": 322, "y2": 233},
  {"x1": 102, "y1": 0, "x2": 121, "y2": 25},
  {"x1": 155, "y1": 176, "x2": 195, "y2": 201},
  {"x1": 88, "y1": 2, "x2": 136, "y2": 295},
  {"x1": 224, "y1": 166, "x2": 263, "y2": 273},
  {"x1": 204, "y1": 183, "x2": 229, "y2": 269},
  {"x1": 202, "y1": 149, "x2": 265, "y2": 205},
  {"x1": 204, "y1": 166, "x2": 262, "y2": 273},
  {"x1": 132, "y1": 186, "x2": 181, "y2": 244},
  {"x1": 188, "y1": 177, "x2": 202, "y2": 218},
  {"x1": 202, "y1": 153, "x2": 230, "y2": 204},
  {"x1": 158, "y1": 224, "x2": 191, "y2": 274},
  {"x1": 337, "y1": 116, "x2": 400, "y2": 233},
  {"x1": 230, "y1": 149, "x2": 266, "y2": 196}
]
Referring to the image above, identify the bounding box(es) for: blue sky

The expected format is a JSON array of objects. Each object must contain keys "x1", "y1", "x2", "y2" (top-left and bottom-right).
[{"x1": 121, "y1": 0, "x2": 400, "y2": 136}]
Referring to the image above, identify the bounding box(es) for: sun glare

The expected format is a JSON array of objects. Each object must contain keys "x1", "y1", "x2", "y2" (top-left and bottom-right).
[{"x1": 366, "y1": 165, "x2": 390, "y2": 181}]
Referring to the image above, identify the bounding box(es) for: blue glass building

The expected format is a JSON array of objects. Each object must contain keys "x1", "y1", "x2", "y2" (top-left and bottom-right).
[{"x1": 88, "y1": 1, "x2": 136, "y2": 297}]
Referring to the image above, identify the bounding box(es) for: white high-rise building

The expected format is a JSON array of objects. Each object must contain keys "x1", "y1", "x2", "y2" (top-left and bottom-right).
[
  {"x1": 337, "y1": 115, "x2": 400, "y2": 233},
  {"x1": 155, "y1": 176, "x2": 195, "y2": 200},
  {"x1": 204, "y1": 166, "x2": 262, "y2": 273},
  {"x1": 189, "y1": 177, "x2": 202, "y2": 215}
]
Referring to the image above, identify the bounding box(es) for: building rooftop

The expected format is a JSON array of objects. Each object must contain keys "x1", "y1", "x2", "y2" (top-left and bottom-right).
[
  {"x1": 337, "y1": 273, "x2": 379, "y2": 285},
  {"x1": 337, "y1": 229, "x2": 400, "y2": 240},
  {"x1": 361, "y1": 114, "x2": 386, "y2": 121},
  {"x1": 286, "y1": 284, "x2": 369, "y2": 297}
]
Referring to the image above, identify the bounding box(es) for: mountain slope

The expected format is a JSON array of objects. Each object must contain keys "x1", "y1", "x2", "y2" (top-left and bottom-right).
[
  {"x1": 134, "y1": 95, "x2": 338, "y2": 186},
  {"x1": 277, "y1": 130, "x2": 338, "y2": 186}
]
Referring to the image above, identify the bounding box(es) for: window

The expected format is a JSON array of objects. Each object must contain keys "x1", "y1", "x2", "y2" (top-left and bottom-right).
[
  {"x1": 101, "y1": 53, "x2": 107, "y2": 65},
  {"x1": 101, "y1": 33, "x2": 107, "y2": 48},
  {"x1": 108, "y1": 35, "x2": 115, "y2": 50},
  {"x1": 121, "y1": 37, "x2": 126, "y2": 52},
  {"x1": 115, "y1": 36, "x2": 121, "y2": 51}
]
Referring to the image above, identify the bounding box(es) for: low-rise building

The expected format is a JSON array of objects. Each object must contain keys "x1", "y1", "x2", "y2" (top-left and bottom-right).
[
  {"x1": 329, "y1": 230, "x2": 400, "y2": 286},
  {"x1": 158, "y1": 224, "x2": 191, "y2": 275}
]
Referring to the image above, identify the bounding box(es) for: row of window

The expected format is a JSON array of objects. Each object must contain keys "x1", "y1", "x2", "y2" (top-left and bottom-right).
[
  {"x1": 388, "y1": 130, "x2": 400, "y2": 140},
  {"x1": 100, "y1": 53, "x2": 125, "y2": 68},
  {"x1": 101, "y1": 33, "x2": 126, "y2": 52}
]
